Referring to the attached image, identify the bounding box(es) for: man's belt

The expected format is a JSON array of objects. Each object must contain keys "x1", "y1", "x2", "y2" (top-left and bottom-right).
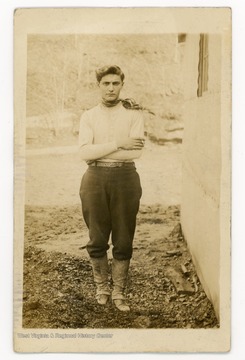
[{"x1": 89, "y1": 161, "x2": 135, "y2": 168}]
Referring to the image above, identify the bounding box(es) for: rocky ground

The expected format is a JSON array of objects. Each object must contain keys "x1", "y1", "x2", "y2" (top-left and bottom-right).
[{"x1": 23, "y1": 203, "x2": 218, "y2": 329}]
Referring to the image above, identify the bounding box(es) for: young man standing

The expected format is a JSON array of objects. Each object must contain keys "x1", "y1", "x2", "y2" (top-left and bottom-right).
[{"x1": 79, "y1": 65, "x2": 144, "y2": 311}]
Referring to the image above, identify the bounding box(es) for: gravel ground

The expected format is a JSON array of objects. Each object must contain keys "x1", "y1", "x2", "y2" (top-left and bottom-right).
[{"x1": 23, "y1": 204, "x2": 219, "y2": 329}]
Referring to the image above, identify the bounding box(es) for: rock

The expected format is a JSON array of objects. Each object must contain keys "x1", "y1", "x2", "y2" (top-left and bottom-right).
[
  {"x1": 149, "y1": 256, "x2": 156, "y2": 261},
  {"x1": 165, "y1": 250, "x2": 182, "y2": 257},
  {"x1": 192, "y1": 275, "x2": 199, "y2": 292},
  {"x1": 164, "y1": 266, "x2": 195, "y2": 295},
  {"x1": 133, "y1": 315, "x2": 151, "y2": 328},
  {"x1": 180, "y1": 264, "x2": 190, "y2": 276},
  {"x1": 25, "y1": 300, "x2": 40, "y2": 311},
  {"x1": 169, "y1": 223, "x2": 182, "y2": 237}
]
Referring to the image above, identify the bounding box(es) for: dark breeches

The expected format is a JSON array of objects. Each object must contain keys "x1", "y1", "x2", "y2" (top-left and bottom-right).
[{"x1": 79, "y1": 166, "x2": 142, "y2": 260}]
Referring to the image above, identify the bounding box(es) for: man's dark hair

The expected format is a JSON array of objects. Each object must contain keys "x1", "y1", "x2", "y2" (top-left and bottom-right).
[{"x1": 95, "y1": 65, "x2": 125, "y2": 83}]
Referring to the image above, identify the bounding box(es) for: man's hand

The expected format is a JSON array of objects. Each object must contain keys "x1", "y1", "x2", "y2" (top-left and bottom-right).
[{"x1": 116, "y1": 137, "x2": 145, "y2": 150}]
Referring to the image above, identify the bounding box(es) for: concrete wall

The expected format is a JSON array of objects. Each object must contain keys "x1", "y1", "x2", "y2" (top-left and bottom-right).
[{"x1": 181, "y1": 34, "x2": 222, "y2": 318}]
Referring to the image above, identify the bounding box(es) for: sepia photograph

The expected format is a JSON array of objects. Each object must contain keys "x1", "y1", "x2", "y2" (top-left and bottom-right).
[{"x1": 13, "y1": 7, "x2": 231, "y2": 353}]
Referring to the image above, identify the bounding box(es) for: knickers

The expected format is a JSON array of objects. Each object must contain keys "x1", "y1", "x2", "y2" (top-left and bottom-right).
[{"x1": 79, "y1": 165, "x2": 142, "y2": 260}]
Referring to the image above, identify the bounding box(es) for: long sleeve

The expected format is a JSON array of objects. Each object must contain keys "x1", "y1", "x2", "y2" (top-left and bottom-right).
[
  {"x1": 78, "y1": 105, "x2": 145, "y2": 162},
  {"x1": 103, "y1": 110, "x2": 144, "y2": 161},
  {"x1": 78, "y1": 112, "x2": 118, "y2": 161},
  {"x1": 103, "y1": 149, "x2": 143, "y2": 160}
]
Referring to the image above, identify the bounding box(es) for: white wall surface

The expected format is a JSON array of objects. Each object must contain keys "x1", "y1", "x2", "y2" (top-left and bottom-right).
[{"x1": 181, "y1": 34, "x2": 224, "y2": 318}]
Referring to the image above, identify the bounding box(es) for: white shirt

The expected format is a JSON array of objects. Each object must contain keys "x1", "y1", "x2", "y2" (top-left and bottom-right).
[{"x1": 79, "y1": 102, "x2": 144, "y2": 162}]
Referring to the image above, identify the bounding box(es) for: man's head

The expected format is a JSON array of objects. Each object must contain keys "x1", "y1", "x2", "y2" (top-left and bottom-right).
[
  {"x1": 96, "y1": 65, "x2": 125, "y2": 83},
  {"x1": 96, "y1": 65, "x2": 124, "y2": 104}
]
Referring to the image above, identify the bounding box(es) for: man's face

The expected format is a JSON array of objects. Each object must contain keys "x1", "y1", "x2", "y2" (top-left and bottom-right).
[{"x1": 98, "y1": 74, "x2": 123, "y2": 102}]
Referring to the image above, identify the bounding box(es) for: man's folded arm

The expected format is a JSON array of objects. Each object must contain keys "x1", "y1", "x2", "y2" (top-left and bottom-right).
[
  {"x1": 103, "y1": 149, "x2": 143, "y2": 160},
  {"x1": 78, "y1": 114, "x2": 118, "y2": 161},
  {"x1": 104, "y1": 111, "x2": 144, "y2": 160},
  {"x1": 79, "y1": 142, "x2": 119, "y2": 161}
]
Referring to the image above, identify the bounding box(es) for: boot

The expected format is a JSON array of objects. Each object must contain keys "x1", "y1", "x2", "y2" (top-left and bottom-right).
[
  {"x1": 90, "y1": 255, "x2": 110, "y2": 305},
  {"x1": 112, "y1": 258, "x2": 130, "y2": 312}
]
